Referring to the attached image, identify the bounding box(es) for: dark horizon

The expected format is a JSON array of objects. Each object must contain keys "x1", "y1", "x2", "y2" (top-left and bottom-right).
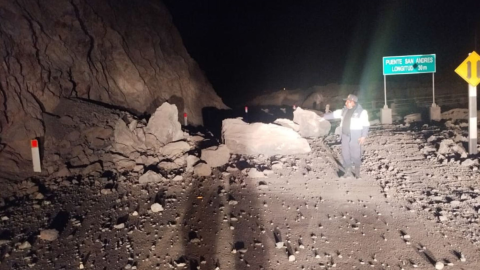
[{"x1": 164, "y1": 0, "x2": 480, "y2": 107}]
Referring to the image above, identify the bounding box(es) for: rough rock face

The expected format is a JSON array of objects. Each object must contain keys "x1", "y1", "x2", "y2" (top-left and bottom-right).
[
  {"x1": 0, "y1": 0, "x2": 227, "y2": 181},
  {"x1": 222, "y1": 118, "x2": 311, "y2": 156}
]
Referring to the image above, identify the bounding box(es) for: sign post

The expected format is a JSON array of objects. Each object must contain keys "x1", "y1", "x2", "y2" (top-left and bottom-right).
[
  {"x1": 455, "y1": 51, "x2": 480, "y2": 154},
  {"x1": 468, "y1": 84, "x2": 477, "y2": 154},
  {"x1": 382, "y1": 54, "x2": 437, "y2": 123}
]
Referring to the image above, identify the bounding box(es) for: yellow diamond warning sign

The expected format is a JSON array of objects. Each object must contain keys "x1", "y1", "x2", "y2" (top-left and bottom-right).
[{"x1": 455, "y1": 51, "x2": 480, "y2": 86}]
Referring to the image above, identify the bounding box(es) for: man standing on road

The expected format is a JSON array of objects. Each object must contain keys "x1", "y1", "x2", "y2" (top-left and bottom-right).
[{"x1": 323, "y1": 94, "x2": 370, "y2": 178}]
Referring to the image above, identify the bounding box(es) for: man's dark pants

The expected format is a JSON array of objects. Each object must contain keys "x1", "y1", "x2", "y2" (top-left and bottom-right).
[{"x1": 341, "y1": 134, "x2": 362, "y2": 169}]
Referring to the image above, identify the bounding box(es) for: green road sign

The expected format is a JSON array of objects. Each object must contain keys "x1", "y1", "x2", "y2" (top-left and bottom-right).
[{"x1": 383, "y1": 54, "x2": 436, "y2": 75}]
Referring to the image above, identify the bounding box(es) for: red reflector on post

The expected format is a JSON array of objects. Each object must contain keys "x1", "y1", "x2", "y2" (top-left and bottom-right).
[
  {"x1": 184, "y1": 113, "x2": 187, "y2": 118},
  {"x1": 31, "y1": 139, "x2": 38, "y2": 148}
]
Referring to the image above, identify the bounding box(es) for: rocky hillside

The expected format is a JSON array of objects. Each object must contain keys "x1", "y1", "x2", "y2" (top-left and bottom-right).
[{"x1": 0, "y1": 0, "x2": 227, "y2": 181}]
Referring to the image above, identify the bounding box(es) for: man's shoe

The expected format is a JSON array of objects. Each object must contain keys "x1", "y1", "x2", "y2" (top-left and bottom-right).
[
  {"x1": 341, "y1": 166, "x2": 353, "y2": 178},
  {"x1": 353, "y1": 166, "x2": 361, "y2": 179}
]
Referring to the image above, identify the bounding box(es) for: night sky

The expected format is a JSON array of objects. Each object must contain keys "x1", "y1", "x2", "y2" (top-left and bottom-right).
[{"x1": 164, "y1": 0, "x2": 480, "y2": 107}]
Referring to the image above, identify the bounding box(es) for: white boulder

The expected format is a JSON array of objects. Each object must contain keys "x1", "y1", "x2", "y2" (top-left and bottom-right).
[
  {"x1": 273, "y1": 118, "x2": 300, "y2": 132},
  {"x1": 145, "y1": 103, "x2": 183, "y2": 150},
  {"x1": 293, "y1": 107, "x2": 331, "y2": 137},
  {"x1": 222, "y1": 118, "x2": 311, "y2": 156}
]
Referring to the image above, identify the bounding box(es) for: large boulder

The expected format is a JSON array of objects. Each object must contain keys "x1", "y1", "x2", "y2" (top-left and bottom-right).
[
  {"x1": 222, "y1": 118, "x2": 311, "y2": 156},
  {"x1": 201, "y1": 145, "x2": 231, "y2": 167},
  {"x1": 274, "y1": 119, "x2": 300, "y2": 132},
  {"x1": 293, "y1": 107, "x2": 331, "y2": 138},
  {"x1": 145, "y1": 103, "x2": 184, "y2": 151}
]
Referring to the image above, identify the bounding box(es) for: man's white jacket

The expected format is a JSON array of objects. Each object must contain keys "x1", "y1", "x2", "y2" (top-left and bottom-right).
[{"x1": 324, "y1": 104, "x2": 370, "y2": 140}]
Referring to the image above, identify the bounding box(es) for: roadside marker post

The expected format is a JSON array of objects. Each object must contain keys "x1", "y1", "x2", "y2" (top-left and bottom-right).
[
  {"x1": 455, "y1": 51, "x2": 480, "y2": 154},
  {"x1": 31, "y1": 139, "x2": 41, "y2": 172},
  {"x1": 183, "y1": 113, "x2": 188, "y2": 126},
  {"x1": 468, "y1": 84, "x2": 477, "y2": 154}
]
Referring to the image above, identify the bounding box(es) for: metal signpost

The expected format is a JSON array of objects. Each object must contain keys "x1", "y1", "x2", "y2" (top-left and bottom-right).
[
  {"x1": 382, "y1": 54, "x2": 437, "y2": 124},
  {"x1": 454, "y1": 51, "x2": 480, "y2": 154}
]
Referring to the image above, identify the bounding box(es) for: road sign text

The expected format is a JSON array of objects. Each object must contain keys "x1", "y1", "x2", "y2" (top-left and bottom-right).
[{"x1": 383, "y1": 54, "x2": 436, "y2": 75}]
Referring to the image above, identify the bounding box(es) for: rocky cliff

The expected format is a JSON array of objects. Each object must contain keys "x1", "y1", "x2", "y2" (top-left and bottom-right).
[{"x1": 0, "y1": 0, "x2": 227, "y2": 181}]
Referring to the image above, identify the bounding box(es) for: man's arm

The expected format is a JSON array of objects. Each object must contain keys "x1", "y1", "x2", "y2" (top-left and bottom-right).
[
  {"x1": 358, "y1": 110, "x2": 370, "y2": 144},
  {"x1": 323, "y1": 109, "x2": 343, "y2": 120}
]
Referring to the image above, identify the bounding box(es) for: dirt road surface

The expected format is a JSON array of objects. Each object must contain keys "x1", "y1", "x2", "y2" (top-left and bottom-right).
[{"x1": 1, "y1": 125, "x2": 479, "y2": 270}]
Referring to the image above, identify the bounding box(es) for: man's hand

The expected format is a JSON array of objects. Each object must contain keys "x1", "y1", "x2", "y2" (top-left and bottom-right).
[{"x1": 358, "y1": 137, "x2": 366, "y2": 145}]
